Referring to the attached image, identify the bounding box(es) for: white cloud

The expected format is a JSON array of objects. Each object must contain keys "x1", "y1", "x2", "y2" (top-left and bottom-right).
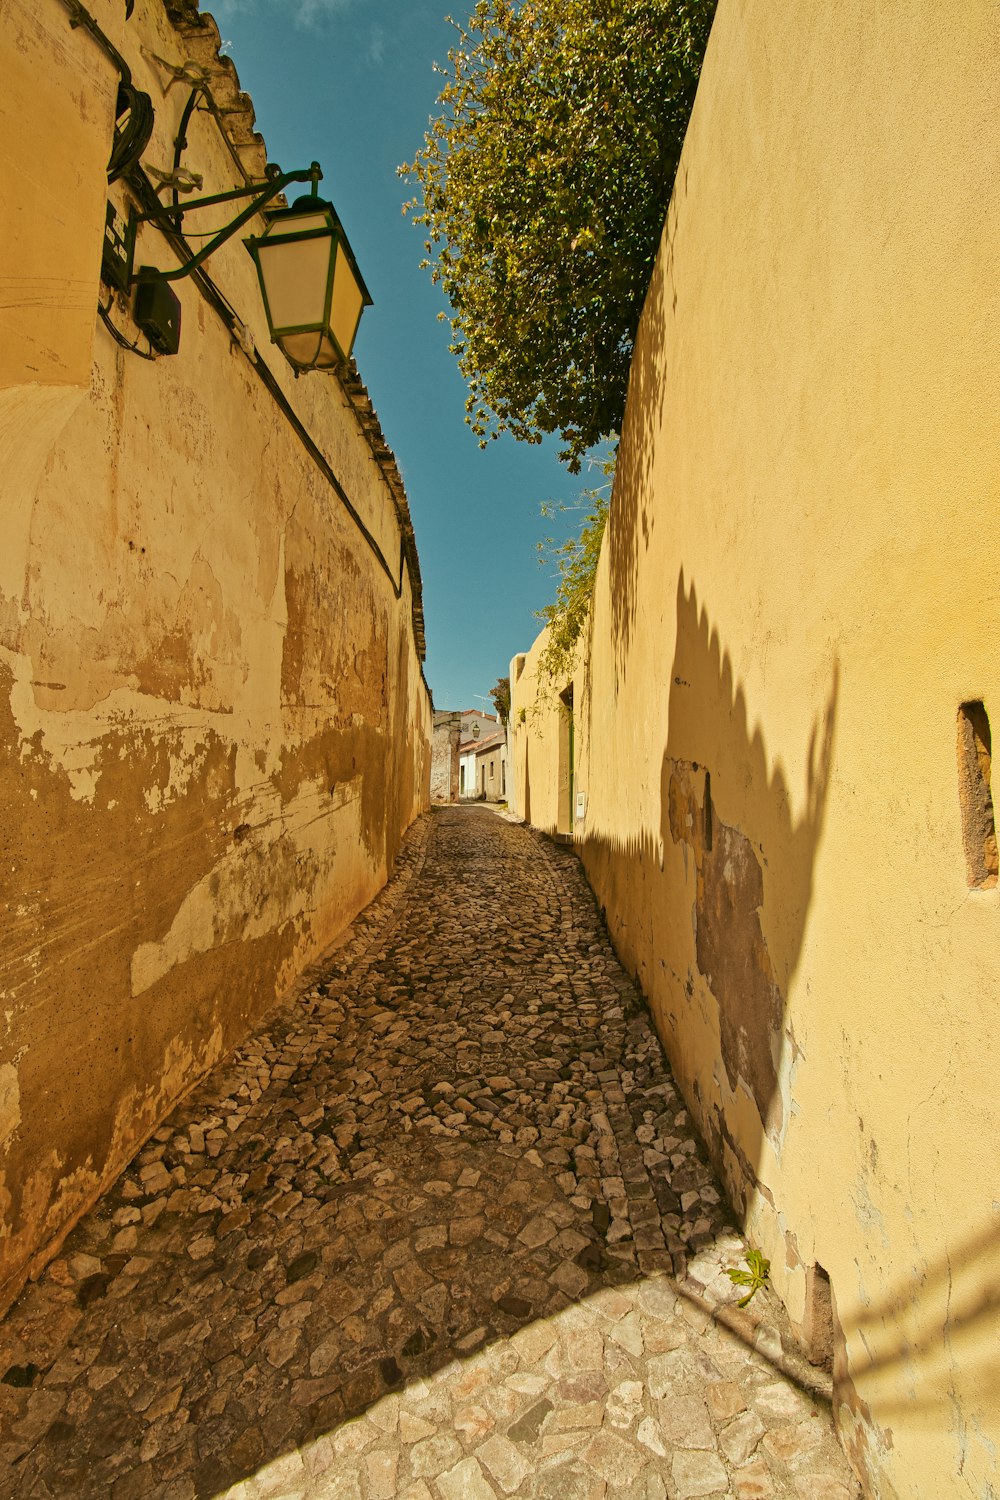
[
  {"x1": 209, "y1": 0, "x2": 355, "y2": 29},
  {"x1": 367, "y1": 22, "x2": 385, "y2": 63},
  {"x1": 292, "y1": 0, "x2": 353, "y2": 29}
]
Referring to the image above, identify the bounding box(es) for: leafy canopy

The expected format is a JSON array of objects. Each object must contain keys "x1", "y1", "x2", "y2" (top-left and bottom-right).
[
  {"x1": 401, "y1": 0, "x2": 715, "y2": 470},
  {"x1": 489, "y1": 676, "x2": 511, "y2": 724}
]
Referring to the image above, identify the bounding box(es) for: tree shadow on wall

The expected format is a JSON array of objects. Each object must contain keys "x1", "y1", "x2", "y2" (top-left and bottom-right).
[
  {"x1": 659, "y1": 571, "x2": 839, "y2": 1195},
  {"x1": 581, "y1": 576, "x2": 1000, "y2": 1474},
  {"x1": 605, "y1": 171, "x2": 688, "y2": 676},
  {"x1": 582, "y1": 570, "x2": 838, "y2": 1230}
]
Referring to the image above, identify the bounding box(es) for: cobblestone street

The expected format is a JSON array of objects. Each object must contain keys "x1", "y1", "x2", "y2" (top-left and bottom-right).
[{"x1": 0, "y1": 808, "x2": 860, "y2": 1500}]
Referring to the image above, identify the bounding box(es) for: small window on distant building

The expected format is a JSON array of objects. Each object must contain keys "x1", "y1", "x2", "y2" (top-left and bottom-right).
[{"x1": 490, "y1": 759, "x2": 495, "y2": 776}]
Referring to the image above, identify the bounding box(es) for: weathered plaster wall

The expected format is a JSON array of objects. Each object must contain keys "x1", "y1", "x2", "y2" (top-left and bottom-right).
[
  {"x1": 511, "y1": 4, "x2": 999, "y2": 1496},
  {"x1": 510, "y1": 635, "x2": 579, "y2": 838},
  {"x1": 431, "y1": 712, "x2": 461, "y2": 803},
  {"x1": 0, "y1": 0, "x2": 430, "y2": 1312},
  {"x1": 0, "y1": 0, "x2": 119, "y2": 615}
]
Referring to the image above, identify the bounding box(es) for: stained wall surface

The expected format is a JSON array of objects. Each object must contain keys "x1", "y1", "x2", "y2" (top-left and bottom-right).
[
  {"x1": 511, "y1": 4, "x2": 1000, "y2": 1496},
  {"x1": 0, "y1": 0, "x2": 430, "y2": 1312},
  {"x1": 511, "y1": 637, "x2": 578, "y2": 839},
  {"x1": 431, "y1": 712, "x2": 461, "y2": 803}
]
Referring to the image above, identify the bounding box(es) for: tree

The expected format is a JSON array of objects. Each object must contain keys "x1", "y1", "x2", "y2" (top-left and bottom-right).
[
  {"x1": 489, "y1": 676, "x2": 511, "y2": 724},
  {"x1": 401, "y1": 0, "x2": 715, "y2": 471},
  {"x1": 535, "y1": 473, "x2": 610, "y2": 682}
]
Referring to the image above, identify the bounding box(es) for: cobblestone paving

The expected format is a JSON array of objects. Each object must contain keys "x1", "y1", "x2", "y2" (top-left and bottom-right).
[{"x1": 0, "y1": 808, "x2": 860, "y2": 1500}]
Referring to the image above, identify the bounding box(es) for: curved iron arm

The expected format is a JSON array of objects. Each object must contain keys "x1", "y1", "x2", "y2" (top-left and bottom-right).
[{"x1": 131, "y1": 164, "x2": 323, "y2": 283}]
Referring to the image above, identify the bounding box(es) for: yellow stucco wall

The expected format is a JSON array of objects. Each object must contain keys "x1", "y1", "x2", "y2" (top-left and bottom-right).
[
  {"x1": 512, "y1": 4, "x2": 999, "y2": 1496},
  {"x1": 0, "y1": 0, "x2": 430, "y2": 1312},
  {"x1": 510, "y1": 638, "x2": 581, "y2": 840}
]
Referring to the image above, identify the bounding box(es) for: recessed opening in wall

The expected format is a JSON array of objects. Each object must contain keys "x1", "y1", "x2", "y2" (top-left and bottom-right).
[
  {"x1": 957, "y1": 701, "x2": 998, "y2": 889},
  {"x1": 803, "y1": 1262, "x2": 834, "y2": 1371}
]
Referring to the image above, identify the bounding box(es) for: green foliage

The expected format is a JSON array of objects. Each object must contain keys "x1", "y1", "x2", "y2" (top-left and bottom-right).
[
  {"x1": 400, "y1": 0, "x2": 716, "y2": 471},
  {"x1": 535, "y1": 468, "x2": 610, "y2": 683},
  {"x1": 726, "y1": 1249, "x2": 771, "y2": 1308},
  {"x1": 489, "y1": 676, "x2": 511, "y2": 724}
]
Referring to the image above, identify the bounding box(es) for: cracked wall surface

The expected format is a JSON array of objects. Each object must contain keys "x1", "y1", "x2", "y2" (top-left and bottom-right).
[
  {"x1": 0, "y1": 0, "x2": 431, "y2": 1314},
  {"x1": 511, "y1": 3, "x2": 1000, "y2": 1497}
]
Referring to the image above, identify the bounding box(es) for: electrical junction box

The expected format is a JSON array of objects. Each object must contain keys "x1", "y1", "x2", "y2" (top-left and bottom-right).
[
  {"x1": 575, "y1": 790, "x2": 587, "y2": 820},
  {"x1": 134, "y1": 272, "x2": 181, "y2": 356},
  {"x1": 101, "y1": 201, "x2": 133, "y2": 292}
]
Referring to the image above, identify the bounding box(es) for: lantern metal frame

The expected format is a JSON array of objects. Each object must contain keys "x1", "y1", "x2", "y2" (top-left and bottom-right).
[
  {"x1": 244, "y1": 192, "x2": 373, "y2": 372},
  {"x1": 127, "y1": 161, "x2": 324, "y2": 287}
]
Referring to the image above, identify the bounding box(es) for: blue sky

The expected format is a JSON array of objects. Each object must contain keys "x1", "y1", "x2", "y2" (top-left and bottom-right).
[{"x1": 210, "y1": 0, "x2": 593, "y2": 711}]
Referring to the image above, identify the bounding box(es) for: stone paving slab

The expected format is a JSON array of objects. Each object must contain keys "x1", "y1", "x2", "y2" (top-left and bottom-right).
[{"x1": 0, "y1": 808, "x2": 861, "y2": 1499}]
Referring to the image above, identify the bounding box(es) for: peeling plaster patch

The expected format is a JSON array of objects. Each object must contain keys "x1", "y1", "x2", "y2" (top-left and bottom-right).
[
  {"x1": 773, "y1": 1026, "x2": 802, "y2": 1151},
  {"x1": 851, "y1": 1175, "x2": 891, "y2": 1251},
  {"x1": 3, "y1": 650, "x2": 231, "y2": 807},
  {"x1": 0, "y1": 1066, "x2": 21, "y2": 1153},
  {"x1": 142, "y1": 736, "x2": 213, "y2": 815},
  {"x1": 0, "y1": 1026, "x2": 228, "y2": 1308},
  {"x1": 106, "y1": 1028, "x2": 226, "y2": 1169},
  {"x1": 16, "y1": 722, "x2": 101, "y2": 803},
  {"x1": 666, "y1": 757, "x2": 784, "y2": 1145},
  {"x1": 0, "y1": 1148, "x2": 71, "y2": 1297},
  {"x1": 131, "y1": 775, "x2": 361, "y2": 996}
]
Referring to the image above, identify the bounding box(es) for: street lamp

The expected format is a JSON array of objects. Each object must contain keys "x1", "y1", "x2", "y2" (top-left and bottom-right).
[
  {"x1": 245, "y1": 183, "x2": 372, "y2": 372},
  {"x1": 120, "y1": 161, "x2": 371, "y2": 369}
]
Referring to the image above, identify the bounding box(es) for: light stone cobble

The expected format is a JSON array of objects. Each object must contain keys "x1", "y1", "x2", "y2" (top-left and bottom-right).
[{"x1": 0, "y1": 808, "x2": 860, "y2": 1499}]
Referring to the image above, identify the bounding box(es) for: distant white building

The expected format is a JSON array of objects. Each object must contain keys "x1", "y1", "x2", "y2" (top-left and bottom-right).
[
  {"x1": 459, "y1": 726, "x2": 508, "y2": 802},
  {"x1": 434, "y1": 709, "x2": 502, "y2": 802}
]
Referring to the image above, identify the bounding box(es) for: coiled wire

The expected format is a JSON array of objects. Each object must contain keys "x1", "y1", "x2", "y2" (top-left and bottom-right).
[{"x1": 107, "y1": 81, "x2": 154, "y2": 184}]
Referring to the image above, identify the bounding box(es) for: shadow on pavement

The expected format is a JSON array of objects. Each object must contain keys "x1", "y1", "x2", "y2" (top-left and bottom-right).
[{"x1": 0, "y1": 810, "x2": 848, "y2": 1500}]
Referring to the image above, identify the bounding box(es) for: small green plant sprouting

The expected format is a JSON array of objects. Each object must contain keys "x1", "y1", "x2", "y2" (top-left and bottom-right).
[{"x1": 726, "y1": 1249, "x2": 771, "y2": 1307}]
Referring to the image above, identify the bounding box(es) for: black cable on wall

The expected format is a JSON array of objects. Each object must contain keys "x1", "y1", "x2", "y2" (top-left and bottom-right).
[{"x1": 62, "y1": 0, "x2": 427, "y2": 666}]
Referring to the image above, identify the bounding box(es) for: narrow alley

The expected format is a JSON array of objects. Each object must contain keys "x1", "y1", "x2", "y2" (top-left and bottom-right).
[{"x1": 0, "y1": 809, "x2": 859, "y2": 1500}]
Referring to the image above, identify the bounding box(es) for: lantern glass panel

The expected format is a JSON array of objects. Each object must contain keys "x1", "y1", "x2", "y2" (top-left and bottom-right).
[
  {"x1": 330, "y1": 249, "x2": 365, "y2": 362},
  {"x1": 280, "y1": 330, "x2": 340, "y2": 369},
  {"x1": 257, "y1": 214, "x2": 333, "y2": 331}
]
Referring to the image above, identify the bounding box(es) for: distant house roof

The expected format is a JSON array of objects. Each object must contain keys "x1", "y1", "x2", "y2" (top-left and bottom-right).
[{"x1": 460, "y1": 729, "x2": 507, "y2": 757}]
